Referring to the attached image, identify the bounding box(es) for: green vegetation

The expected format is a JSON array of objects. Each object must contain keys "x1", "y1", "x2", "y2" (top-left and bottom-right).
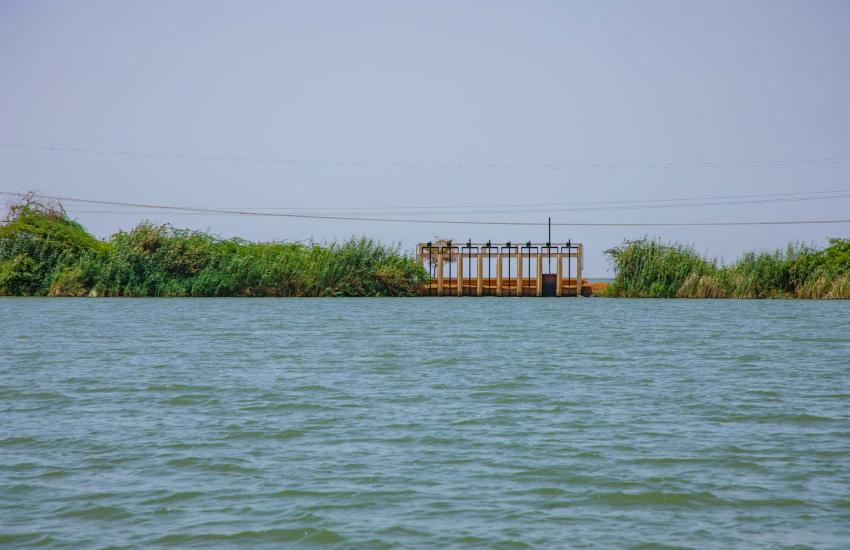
[
  {"x1": 4, "y1": 196, "x2": 848, "y2": 299},
  {"x1": 605, "y1": 237, "x2": 850, "y2": 299},
  {"x1": 0, "y1": 197, "x2": 427, "y2": 297}
]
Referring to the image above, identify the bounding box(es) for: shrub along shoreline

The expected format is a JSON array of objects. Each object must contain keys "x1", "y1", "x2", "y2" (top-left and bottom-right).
[
  {"x1": 2, "y1": 198, "x2": 848, "y2": 298},
  {"x1": 0, "y1": 199, "x2": 427, "y2": 297},
  {"x1": 604, "y1": 238, "x2": 850, "y2": 299}
]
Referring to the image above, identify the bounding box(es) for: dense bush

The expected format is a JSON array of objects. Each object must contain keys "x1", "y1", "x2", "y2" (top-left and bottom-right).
[
  {"x1": 0, "y1": 199, "x2": 427, "y2": 297},
  {"x1": 604, "y1": 239, "x2": 717, "y2": 298},
  {"x1": 605, "y1": 238, "x2": 850, "y2": 299},
  {"x1": 5, "y1": 197, "x2": 847, "y2": 299}
]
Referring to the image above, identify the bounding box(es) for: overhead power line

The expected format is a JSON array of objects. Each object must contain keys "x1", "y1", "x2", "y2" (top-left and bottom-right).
[
  {"x1": 2, "y1": 191, "x2": 849, "y2": 227},
  {"x1": 3, "y1": 142, "x2": 850, "y2": 170},
  {"x1": 183, "y1": 187, "x2": 850, "y2": 211},
  {"x1": 57, "y1": 191, "x2": 850, "y2": 216},
  {"x1": 7, "y1": 187, "x2": 850, "y2": 216}
]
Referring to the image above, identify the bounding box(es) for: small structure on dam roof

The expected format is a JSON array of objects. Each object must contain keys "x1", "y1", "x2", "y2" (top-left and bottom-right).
[{"x1": 416, "y1": 240, "x2": 592, "y2": 297}]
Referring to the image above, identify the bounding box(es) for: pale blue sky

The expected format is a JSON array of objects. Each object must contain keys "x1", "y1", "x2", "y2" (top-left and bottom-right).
[{"x1": 1, "y1": 0, "x2": 848, "y2": 274}]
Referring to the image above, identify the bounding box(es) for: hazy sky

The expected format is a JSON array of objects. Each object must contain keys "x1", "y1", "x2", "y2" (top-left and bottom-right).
[{"x1": 2, "y1": 0, "x2": 849, "y2": 275}]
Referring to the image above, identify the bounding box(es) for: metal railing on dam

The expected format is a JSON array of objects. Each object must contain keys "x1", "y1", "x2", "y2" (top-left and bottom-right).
[{"x1": 416, "y1": 240, "x2": 591, "y2": 297}]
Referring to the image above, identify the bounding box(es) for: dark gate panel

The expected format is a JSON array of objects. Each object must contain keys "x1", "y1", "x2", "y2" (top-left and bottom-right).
[{"x1": 542, "y1": 274, "x2": 557, "y2": 297}]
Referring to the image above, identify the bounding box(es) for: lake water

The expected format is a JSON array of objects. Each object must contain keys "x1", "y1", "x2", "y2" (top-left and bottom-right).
[{"x1": 2, "y1": 298, "x2": 849, "y2": 548}]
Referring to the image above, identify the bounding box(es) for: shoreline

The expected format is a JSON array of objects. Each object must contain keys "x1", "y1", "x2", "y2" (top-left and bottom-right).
[{"x1": 2, "y1": 200, "x2": 847, "y2": 299}]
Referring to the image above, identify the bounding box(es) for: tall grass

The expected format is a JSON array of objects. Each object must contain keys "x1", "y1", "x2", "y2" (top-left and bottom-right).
[
  {"x1": 605, "y1": 238, "x2": 850, "y2": 299},
  {"x1": 0, "y1": 199, "x2": 427, "y2": 297},
  {"x1": 604, "y1": 239, "x2": 717, "y2": 297}
]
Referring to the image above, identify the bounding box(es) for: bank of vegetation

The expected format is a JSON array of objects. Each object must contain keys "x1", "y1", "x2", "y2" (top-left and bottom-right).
[
  {"x1": 4, "y1": 196, "x2": 849, "y2": 299},
  {"x1": 604, "y1": 237, "x2": 850, "y2": 299},
  {"x1": 0, "y1": 197, "x2": 427, "y2": 297}
]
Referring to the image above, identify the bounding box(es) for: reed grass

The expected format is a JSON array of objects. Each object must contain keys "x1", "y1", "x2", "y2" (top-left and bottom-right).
[
  {"x1": 1, "y1": 198, "x2": 427, "y2": 297},
  {"x1": 605, "y1": 237, "x2": 850, "y2": 299},
  {"x1": 5, "y1": 197, "x2": 847, "y2": 299},
  {"x1": 603, "y1": 239, "x2": 717, "y2": 298}
]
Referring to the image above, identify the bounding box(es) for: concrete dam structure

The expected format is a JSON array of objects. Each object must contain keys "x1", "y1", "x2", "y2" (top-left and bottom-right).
[{"x1": 416, "y1": 240, "x2": 594, "y2": 297}]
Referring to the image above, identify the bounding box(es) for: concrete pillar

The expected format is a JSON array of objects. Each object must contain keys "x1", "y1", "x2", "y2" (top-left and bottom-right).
[
  {"x1": 536, "y1": 252, "x2": 543, "y2": 297},
  {"x1": 556, "y1": 253, "x2": 563, "y2": 296},
  {"x1": 415, "y1": 245, "x2": 421, "y2": 295},
  {"x1": 576, "y1": 243, "x2": 584, "y2": 297},
  {"x1": 476, "y1": 253, "x2": 483, "y2": 296},
  {"x1": 516, "y1": 253, "x2": 523, "y2": 297},
  {"x1": 496, "y1": 253, "x2": 503, "y2": 296},
  {"x1": 457, "y1": 250, "x2": 463, "y2": 296},
  {"x1": 437, "y1": 253, "x2": 444, "y2": 296}
]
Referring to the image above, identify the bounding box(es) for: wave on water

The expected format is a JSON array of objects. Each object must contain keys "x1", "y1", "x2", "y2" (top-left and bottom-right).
[
  {"x1": 586, "y1": 490, "x2": 728, "y2": 507},
  {"x1": 2, "y1": 298, "x2": 849, "y2": 548},
  {"x1": 154, "y1": 528, "x2": 346, "y2": 545}
]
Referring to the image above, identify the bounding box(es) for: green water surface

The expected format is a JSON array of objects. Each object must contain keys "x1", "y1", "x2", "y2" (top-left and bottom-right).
[{"x1": 1, "y1": 298, "x2": 849, "y2": 548}]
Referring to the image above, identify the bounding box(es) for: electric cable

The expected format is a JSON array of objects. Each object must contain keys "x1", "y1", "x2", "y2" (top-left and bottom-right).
[
  {"x1": 4, "y1": 142, "x2": 849, "y2": 171},
  {"x1": 2, "y1": 191, "x2": 849, "y2": 227}
]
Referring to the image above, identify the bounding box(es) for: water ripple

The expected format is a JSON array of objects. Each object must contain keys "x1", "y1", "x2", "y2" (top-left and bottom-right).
[{"x1": 0, "y1": 297, "x2": 848, "y2": 547}]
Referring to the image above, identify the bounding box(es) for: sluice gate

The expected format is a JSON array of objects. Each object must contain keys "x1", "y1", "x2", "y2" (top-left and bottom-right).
[{"x1": 416, "y1": 241, "x2": 590, "y2": 297}]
